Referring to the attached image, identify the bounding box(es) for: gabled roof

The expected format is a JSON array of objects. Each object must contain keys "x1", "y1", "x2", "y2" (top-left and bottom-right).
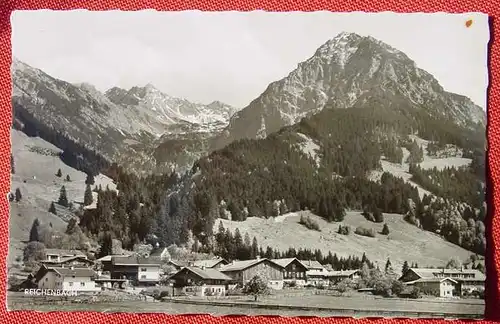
[
  {"x1": 329, "y1": 270, "x2": 360, "y2": 277},
  {"x1": 306, "y1": 270, "x2": 330, "y2": 277},
  {"x1": 219, "y1": 258, "x2": 279, "y2": 272},
  {"x1": 298, "y1": 260, "x2": 325, "y2": 270},
  {"x1": 45, "y1": 249, "x2": 86, "y2": 257},
  {"x1": 169, "y1": 260, "x2": 190, "y2": 268},
  {"x1": 407, "y1": 277, "x2": 459, "y2": 284},
  {"x1": 37, "y1": 266, "x2": 97, "y2": 280},
  {"x1": 172, "y1": 266, "x2": 233, "y2": 281},
  {"x1": 41, "y1": 256, "x2": 94, "y2": 265},
  {"x1": 271, "y1": 258, "x2": 308, "y2": 269},
  {"x1": 192, "y1": 258, "x2": 228, "y2": 268},
  {"x1": 112, "y1": 255, "x2": 160, "y2": 266},
  {"x1": 51, "y1": 267, "x2": 98, "y2": 278},
  {"x1": 149, "y1": 247, "x2": 168, "y2": 257},
  {"x1": 403, "y1": 268, "x2": 486, "y2": 281}
]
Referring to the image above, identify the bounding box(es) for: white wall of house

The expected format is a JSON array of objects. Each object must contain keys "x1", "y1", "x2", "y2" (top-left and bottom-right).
[
  {"x1": 46, "y1": 254, "x2": 60, "y2": 262},
  {"x1": 61, "y1": 276, "x2": 100, "y2": 292},
  {"x1": 268, "y1": 280, "x2": 284, "y2": 290},
  {"x1": 439, "y1": 280, "x2": 456, "y2": 297},
  {"x1": 38, "y1": 272, "x2": 57, "y2": 289},
  {"x1": 284, "y1": 278, "x2": 307, "y2": 286},
  {"x1": 175, "y1": 285, "x2": 226, "y2": 297},
  {"x1": 138, "y1": 266, "x2": 160, "y2": 281}
]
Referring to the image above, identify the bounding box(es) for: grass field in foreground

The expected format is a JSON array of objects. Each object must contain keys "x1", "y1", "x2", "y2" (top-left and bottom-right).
[{"x1": 8, "y1": 292, "x2": 484, "y2": 318}]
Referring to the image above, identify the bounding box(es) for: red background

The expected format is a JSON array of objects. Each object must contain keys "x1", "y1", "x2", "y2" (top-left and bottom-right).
[{"x1": 0, "y1": 1, "x2": 498, "y2": 323}]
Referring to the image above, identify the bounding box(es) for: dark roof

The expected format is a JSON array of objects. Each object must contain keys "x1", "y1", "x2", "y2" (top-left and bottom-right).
[
  {"x1": 172, "y1": 267, "x2": 233, "y2": 281},
  {"x1": 112, "y1": 255, "x2": 160, "y2": 266}
]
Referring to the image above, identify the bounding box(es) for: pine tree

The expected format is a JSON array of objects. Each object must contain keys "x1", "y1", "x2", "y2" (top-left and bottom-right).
[
  {"x1": 84, "y1": 184, "x2": 93, "y2": 206},
  {"x1": 58, "y1": 185, "x2": 69, "y2": 207},
  {"x1": 251, "y1": 236, "x2": 259, "y2": 259},
  {"x1": 66, "y1": 218, "x2": 78, "y2": 235},
  {"x1": 385, "y1": 258, "x2": 392, "y2": 274},
  {"x1": 29, "y1": 218, "x2": 40, "y2": 242},
  {"x1": 65, "y1": 174, "x2": 71, "y2": 182},
  {"x1": 402, "y1": 261, "x2": 410, "y2": 276},
  {"x1": 56, "y1": 168, "x2": 62, "y2": 177},
  {"x1": 48, "y1": 202, "x2": 57, "y2": 214},
  {"x1": 15, "y1": 188, "x2": 22, "y2": 202},
  {"x1": 381, "y1": 223, "x2": 390, "y2": 235},
  {"x1": 85, "y1": 173, "x2": 95, "y2": 185}
]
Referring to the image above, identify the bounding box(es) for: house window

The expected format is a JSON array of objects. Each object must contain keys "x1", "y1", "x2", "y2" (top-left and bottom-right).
[
  {"x1": 141, "y1": 268, "x2": 147, "y2": 272},
  {"x1": 141, "y1": 275, "x2": 147, "y2": 279},
  {"x1": 80, "y1": 282, "x2": 86, "y2": 286},
  {"x1": 69, "y1": 282, "x2": 73, "y2": 287}
]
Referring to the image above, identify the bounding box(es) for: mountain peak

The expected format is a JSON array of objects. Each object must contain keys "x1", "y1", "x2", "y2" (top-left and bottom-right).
[
  {"x1": 314, "y1": 32, "x2": 364, "y2": 66},
  {"x1": 144, "y1": 83, "x2": 158, "y2": 92}
]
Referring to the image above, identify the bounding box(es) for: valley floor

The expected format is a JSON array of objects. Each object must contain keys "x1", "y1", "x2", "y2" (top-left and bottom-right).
[{"x1": 8, "y1": 291, "x2": 484, "y2": 318}]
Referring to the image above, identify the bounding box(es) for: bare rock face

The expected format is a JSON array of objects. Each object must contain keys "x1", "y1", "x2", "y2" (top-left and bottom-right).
[{"x1": 214, "y1": 32, "x2": 485, "y2": 150}]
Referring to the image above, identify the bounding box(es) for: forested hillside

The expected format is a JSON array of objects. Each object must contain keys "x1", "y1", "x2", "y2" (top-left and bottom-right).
[{"x1": 71, "y1": 102, "x2": 486, "y2": 259}]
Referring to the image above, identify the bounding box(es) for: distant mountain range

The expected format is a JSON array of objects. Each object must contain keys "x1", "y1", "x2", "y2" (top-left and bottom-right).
[
  {"x1": 11, "y1": 58, "x2": 238, "y2": 173},
  {"x1": 11, "y1": 32, "x2": 486, "y2": 175}
]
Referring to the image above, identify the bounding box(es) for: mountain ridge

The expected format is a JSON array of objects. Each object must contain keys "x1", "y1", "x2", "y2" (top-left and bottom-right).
[
  {"x1": 214, "y1": 32, "x2": 486, "y2": 150},
  {"x1": 11, "y1": 58, "x2": 239, "y2": 174}
]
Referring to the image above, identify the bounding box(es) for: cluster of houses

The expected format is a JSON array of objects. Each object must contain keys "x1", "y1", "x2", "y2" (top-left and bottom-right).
[{"x1": 21, "y1": 248, "x2": 485, "y2": 299}]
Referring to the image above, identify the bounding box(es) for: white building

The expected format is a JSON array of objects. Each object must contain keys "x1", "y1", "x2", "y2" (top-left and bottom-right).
[
  {"x1": 45, "y1": 249, "x2": 87, "y2": 263},
  {"x1": 37, "y1": 266, "x2": 100, "y2": 292}
]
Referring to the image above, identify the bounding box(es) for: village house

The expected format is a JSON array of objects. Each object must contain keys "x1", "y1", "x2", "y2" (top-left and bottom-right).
[
  {"x1": 409, "y1": 277, "x2": 459, "y2": 297},
  {"x1": 110, "y1": 256, "x2": 161, "y2": 286},
  {"x1": 219, "y1": 257, "x2": 284, "y2": 290},
  {"x1": 328, "y1": 270, "x2": 361, "y2": 284},
  {"x1": 192, "y1": 257, "x2": 229, "y2": 269},
  {"x1": 36, "y1": 265, "x2": 100, "y2": 292},
  {"x1": 271, "y1": 258, "x2": 308, "y2": 286},
  {"x1": 40, "y1": 256, "x2": 94, "y2": 268},
  {"x1": 169, "y1": 266, "x2": 233, "y2": 297},
  {"x1": 305, "y1": 269, "x2": 330, "y2": 287},
  {"x1": 399, "y1": 268, "x2": 485, "y2": 297},
  {"x1": 298, "y1": 260, "x2": 329, "y2": 286},
  {"x1": 95, "y1": 252, "x2": 135, "y2": 272},
  {"x1": 45, "y1": 249, "x2": 87, "y2": 262},
  {"x1": 300, "y1": 259, "x2": 327, "y2": 272}
]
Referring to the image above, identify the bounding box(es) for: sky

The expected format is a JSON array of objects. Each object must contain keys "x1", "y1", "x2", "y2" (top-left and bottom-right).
[{"x1": 11, "y1": 10, "x2": 490, "y2": 109}]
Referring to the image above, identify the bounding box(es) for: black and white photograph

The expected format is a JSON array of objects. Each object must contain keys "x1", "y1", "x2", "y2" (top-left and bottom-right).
[{"x1": 7, "y1": 10, "x2": 489, "y2": 318}]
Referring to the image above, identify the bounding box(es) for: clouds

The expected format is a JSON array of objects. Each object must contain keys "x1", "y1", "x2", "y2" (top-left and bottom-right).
[{"x1": 11, "y1": 10, "x2": 489, "y2": 109}]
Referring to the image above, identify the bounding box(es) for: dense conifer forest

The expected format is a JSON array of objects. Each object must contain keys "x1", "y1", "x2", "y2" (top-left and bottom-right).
[{"x1": 68, "y1": 104, "x2": 486, "y2": 257}]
